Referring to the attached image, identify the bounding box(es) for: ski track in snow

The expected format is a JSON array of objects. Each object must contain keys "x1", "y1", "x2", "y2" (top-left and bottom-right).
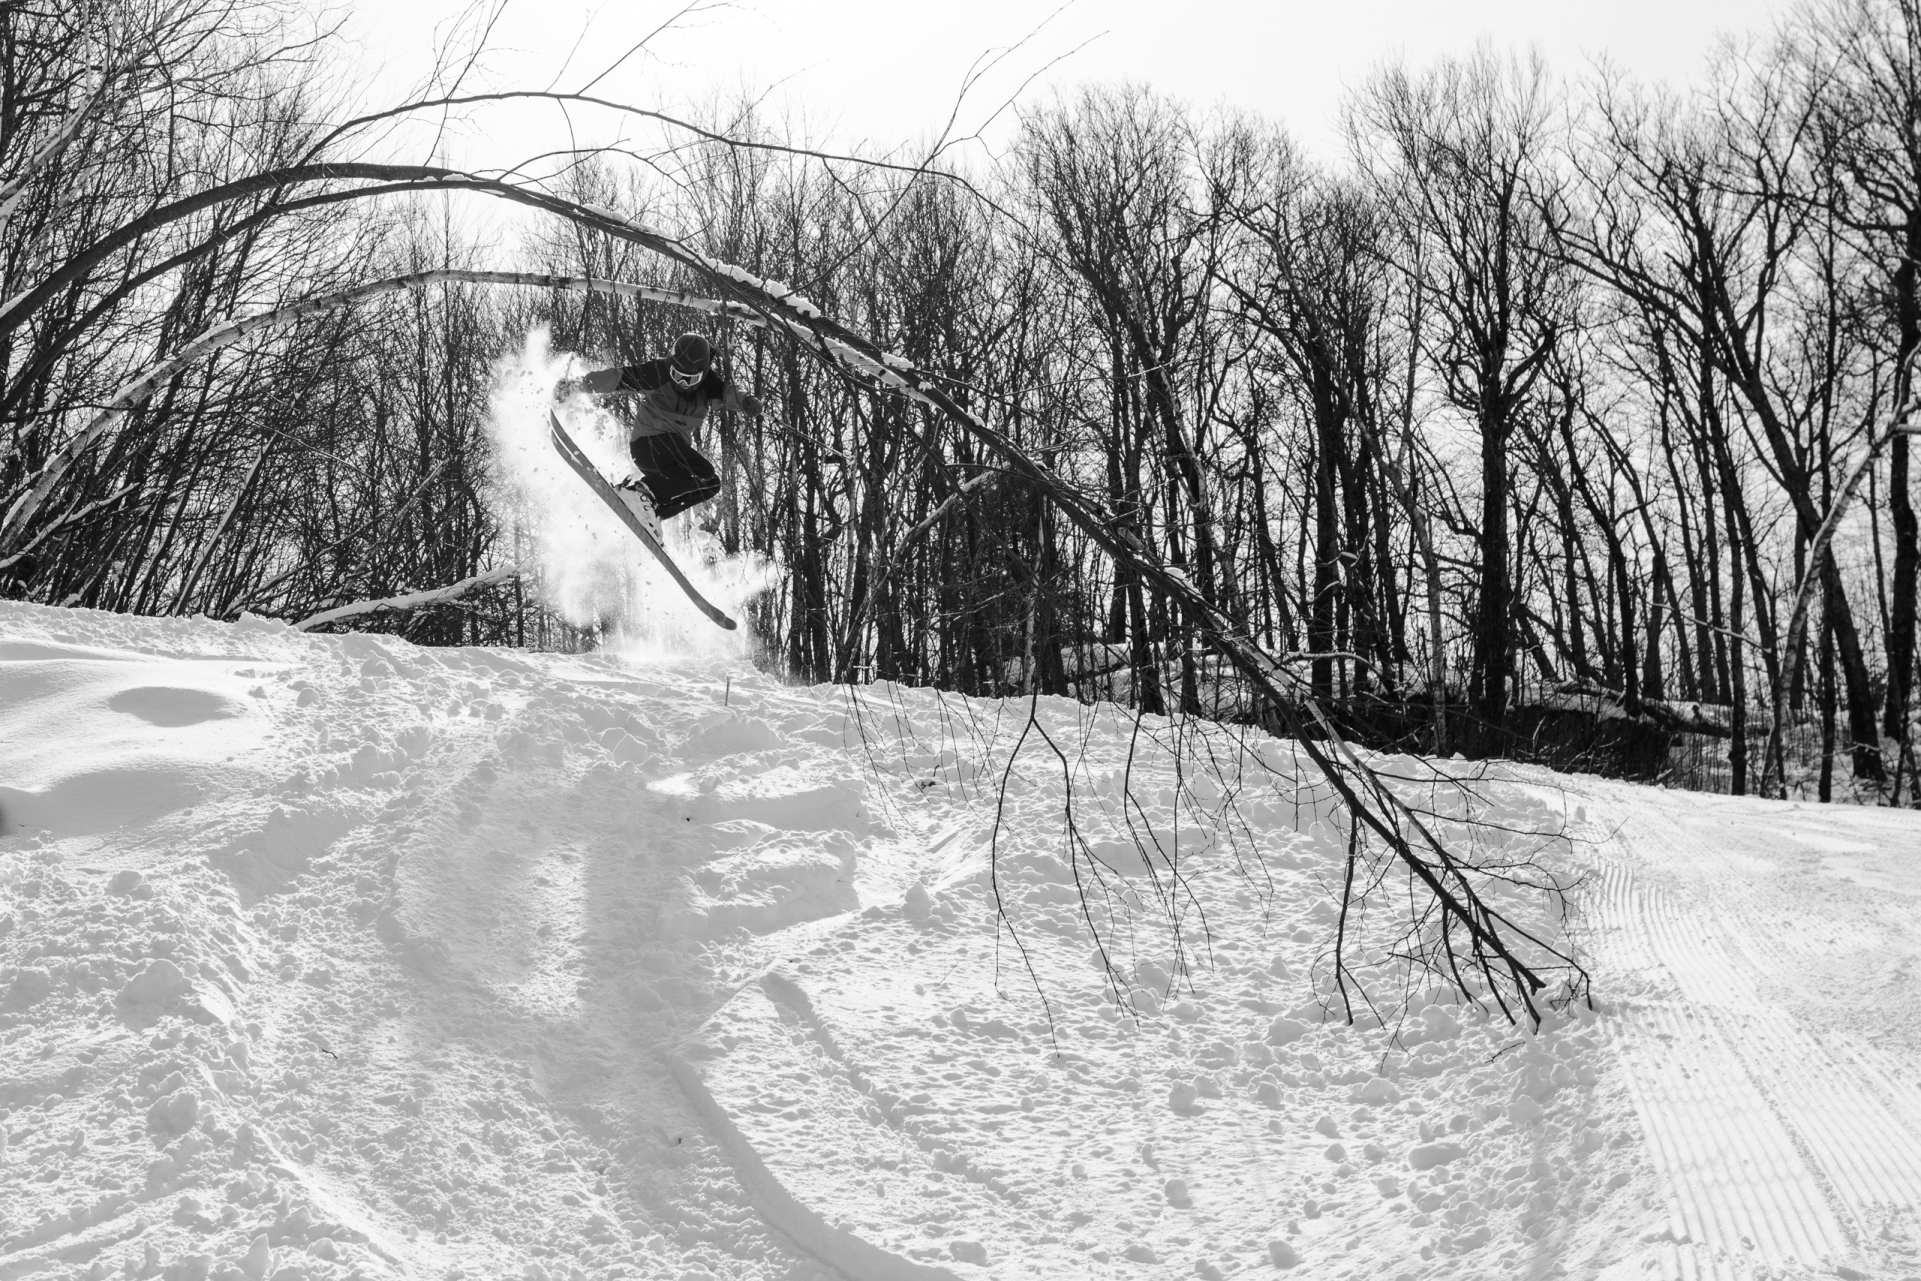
[
  {"x1": 2, "y1": 598, "x2": 1919, "y2": 1281},
  {"x1": 1578, "y1": 784, "x2": 1921, "y2": 1281}
]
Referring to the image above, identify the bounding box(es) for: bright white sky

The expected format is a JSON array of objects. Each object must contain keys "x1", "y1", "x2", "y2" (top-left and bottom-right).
[{"x1": 339, "y1": 0, "x2": 1792, "y2": 174}]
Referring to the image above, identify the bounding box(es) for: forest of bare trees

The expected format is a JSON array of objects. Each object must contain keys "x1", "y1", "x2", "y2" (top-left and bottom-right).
[{"x1": 6, "y1": 0, "x2": 1921, "y2": 806}]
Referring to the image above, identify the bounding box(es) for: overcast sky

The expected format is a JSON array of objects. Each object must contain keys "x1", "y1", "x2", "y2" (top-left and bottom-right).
[{"x1": 339, "y1": 0, "x2": 1793, "y2": 177}]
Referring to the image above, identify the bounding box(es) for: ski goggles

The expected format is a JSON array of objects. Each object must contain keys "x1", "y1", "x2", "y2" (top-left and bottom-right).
[{"x1": 669, "y1": 366, "x2": 705, "y2": 390}]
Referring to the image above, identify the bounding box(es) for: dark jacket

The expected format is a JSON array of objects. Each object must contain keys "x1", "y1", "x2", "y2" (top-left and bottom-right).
[{"x1": 616, "y1": 359, "x2": 752, "y2": 440}]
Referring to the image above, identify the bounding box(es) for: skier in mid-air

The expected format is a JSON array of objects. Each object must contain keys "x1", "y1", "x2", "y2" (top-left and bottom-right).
[{"x1": 557, "y1": 332, "x2": 762, "y2": 542}]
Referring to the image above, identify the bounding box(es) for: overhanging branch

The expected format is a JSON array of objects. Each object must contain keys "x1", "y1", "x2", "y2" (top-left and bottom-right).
[{"x1": 5, "y1": 187, "x2": 1590, "y2": 1023}]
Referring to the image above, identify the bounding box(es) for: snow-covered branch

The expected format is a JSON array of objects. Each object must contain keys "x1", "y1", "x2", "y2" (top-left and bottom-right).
[
  {"x1": 293, "y1": 563, "x2": 521, "y2": 633},
  {"x1": 0, "y1": 71, "x2": 104, "y2": 232},
  {"x1": 0, "y1": 481, "x2": 139, "y2": 571},
  {"x1": 0, "y1": 170, "x2": 1584, "y2": 1018},
  {"x1": 1543, "y1": 679, "x2": 1751, "y2": 738}
]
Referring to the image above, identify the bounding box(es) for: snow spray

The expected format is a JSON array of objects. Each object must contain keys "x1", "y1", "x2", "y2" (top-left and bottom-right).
[{"x1": 483, "y1": 328, "x2": 773, "y2": 660}]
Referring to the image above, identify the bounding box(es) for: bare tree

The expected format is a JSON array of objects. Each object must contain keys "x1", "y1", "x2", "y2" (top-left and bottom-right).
[
  {"x1": 1806, "y1": 0, "x2": 1921, "y2": 790},
  {"x1": 1351, "y1": 52, "x2": 1573, "y2": 751}
]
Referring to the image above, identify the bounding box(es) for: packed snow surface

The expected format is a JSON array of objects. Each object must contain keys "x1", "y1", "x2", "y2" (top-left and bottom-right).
[{"x1": 2, "y1": 601, "x2": 1918, "y2": 1281}]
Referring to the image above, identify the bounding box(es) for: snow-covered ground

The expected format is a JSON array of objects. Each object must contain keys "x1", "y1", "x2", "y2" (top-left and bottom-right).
[{"x1": 2, "y1": 601, "x2": 1918, "y2": 1281}]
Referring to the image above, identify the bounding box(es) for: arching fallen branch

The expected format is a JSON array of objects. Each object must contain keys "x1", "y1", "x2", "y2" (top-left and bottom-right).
[
  {"x1": 601, "y1": 211, "x2": 1590, "y2": 1024},
  {"x1": 5, "y1": 176, "x2": 1588, "y2": 1022}
]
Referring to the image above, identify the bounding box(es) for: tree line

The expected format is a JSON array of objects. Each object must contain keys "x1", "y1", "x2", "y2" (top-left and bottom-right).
[{"x1": 5, "y1": 0, "x2": 1920, "y2": 804}]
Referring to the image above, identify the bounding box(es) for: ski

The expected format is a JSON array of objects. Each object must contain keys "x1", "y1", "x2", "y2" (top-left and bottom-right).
[{"x1": 548, "y1": 412, "x2": 739, "y2": 631}]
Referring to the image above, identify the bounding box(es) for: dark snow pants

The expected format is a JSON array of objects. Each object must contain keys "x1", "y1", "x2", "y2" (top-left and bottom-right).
[{"x1": 629, "y1": 431, "x2": 720, "y2": 519}]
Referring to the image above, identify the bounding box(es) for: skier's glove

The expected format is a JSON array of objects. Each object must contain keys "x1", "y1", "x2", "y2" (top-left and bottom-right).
[
  {"x1": 555, "y1": 378, "x2": 581, "y2": 399},
  {"x1": 741, "y1": 394, "x2": 764, "y2": 417}
]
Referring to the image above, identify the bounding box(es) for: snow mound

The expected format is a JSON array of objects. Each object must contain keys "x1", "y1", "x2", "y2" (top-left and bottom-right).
[
  {"x1": 0, "y1": 638, "x2": 269, "y2": 836},
  {"x1": 6, "y1": 601, "x2": 1914, "y2": 1281},
  {"x1": 0, "y1": 604, "x2": 845, "y2": 1281}
]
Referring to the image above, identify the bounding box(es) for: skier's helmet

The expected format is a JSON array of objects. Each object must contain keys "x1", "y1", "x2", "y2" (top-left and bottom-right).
[{"x1": 669, "y1": 333, "x2": 712, "y2": 389}]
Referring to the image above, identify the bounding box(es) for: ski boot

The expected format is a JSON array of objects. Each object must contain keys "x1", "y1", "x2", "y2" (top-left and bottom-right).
[{"x1": 614, "y1": 477, "x2": 664, "y2": 545}]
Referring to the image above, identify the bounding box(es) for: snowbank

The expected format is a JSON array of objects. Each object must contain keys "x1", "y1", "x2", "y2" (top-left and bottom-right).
[{"x1": 3, "y1": 601, "x2": 1914, "y2": 1281}]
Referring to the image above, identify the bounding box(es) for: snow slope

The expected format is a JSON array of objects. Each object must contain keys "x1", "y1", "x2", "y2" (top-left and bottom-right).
[
  {"x1": 1573, "y1": 787, "x2": 1921, "y2": 1280},
  {"x1": 1, "y1": 600, "x2": 1916, "y2": 1281}
]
